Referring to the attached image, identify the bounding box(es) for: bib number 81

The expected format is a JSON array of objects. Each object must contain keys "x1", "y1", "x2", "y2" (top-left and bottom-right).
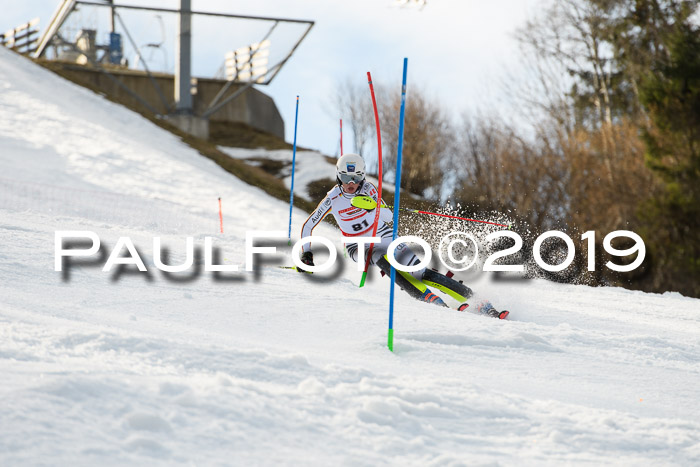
[{"x1": 351, "y1": 219, "x2": 370, "y2": 232}]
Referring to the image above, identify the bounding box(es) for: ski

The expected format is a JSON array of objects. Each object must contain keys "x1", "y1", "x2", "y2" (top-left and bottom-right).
[
  {"x1": 422, "y1": 269, "x2": 510, "y2": 319},
  {"x1": 457, "y1": 301, "x2": 510, "y2": 320},
  {"x1": 421, "y1": 268, "x2": 510, "y2": 319},
  {"x1": 375, "y1": 257, "x2": 511, "y2": 319}
]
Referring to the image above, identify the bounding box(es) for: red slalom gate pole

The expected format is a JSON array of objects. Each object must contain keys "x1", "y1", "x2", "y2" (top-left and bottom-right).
[
  {"x1": 218, "y1": 197, "x2": 224, "y2": 233},
  {"x1": 351, "y1": 196, "x2": 511, "y2": 228},
  {"x1": 340, "y1": 118, "x2": 346, "y2": 257},
  {"x1": 360, "y1": 72, "x2": 383, "y2": 288}
]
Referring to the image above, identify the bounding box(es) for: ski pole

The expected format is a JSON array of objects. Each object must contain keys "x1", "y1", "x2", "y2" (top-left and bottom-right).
[
  {"x1": 350, "y1": 196, "x2": 510, "y2": 228},
  {"x1": 278, "y1": 266, "x2": 312, "y2": 274}
]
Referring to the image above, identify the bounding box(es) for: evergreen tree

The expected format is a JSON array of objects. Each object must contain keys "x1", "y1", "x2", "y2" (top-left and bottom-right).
[{"x1": 634, "y1": 1, "x2": 700, "y2": 295}]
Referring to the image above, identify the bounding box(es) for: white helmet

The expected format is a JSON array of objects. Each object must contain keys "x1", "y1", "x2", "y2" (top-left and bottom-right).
[{"x1": 336, "y1": 153, "x2": 366, "y2": 186}]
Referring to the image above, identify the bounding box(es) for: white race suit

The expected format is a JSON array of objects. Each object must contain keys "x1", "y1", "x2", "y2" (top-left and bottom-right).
[{"x1": 300, "y1": 181, "x2": 426, "y2": 279}]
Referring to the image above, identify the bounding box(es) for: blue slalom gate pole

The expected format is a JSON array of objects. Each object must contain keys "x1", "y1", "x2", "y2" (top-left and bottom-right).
[
  {"x1": 388, "y1": 59, "x2": 408, "y2": 352},
  {"x1": 287, "y1": 96, "x2": 300, "y2": 245}
]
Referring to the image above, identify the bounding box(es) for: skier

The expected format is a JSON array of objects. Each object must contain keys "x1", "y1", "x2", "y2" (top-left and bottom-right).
[{"x1": 297, "y1": 153, "x2": 508, "y2": 318}]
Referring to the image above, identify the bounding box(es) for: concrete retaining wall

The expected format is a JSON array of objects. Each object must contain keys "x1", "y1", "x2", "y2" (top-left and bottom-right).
[{"x1": 40, "y1": 61, "x2": 285, "y2": 139}]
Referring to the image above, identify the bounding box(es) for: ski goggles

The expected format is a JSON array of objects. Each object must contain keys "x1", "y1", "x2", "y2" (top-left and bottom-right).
[{"x1": 338, "y1": 173, "x2": 365, "y2": 184}]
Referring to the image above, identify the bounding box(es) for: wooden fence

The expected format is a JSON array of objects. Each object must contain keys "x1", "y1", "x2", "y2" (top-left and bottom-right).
[{"x1": 1, "y1": 18, "x2": 40, "y2": 55}]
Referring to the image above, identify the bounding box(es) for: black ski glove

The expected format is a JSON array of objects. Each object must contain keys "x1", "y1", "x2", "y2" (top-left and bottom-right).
[{"x1": 298, "y1": 251, "x2": 314, "y2": 273}]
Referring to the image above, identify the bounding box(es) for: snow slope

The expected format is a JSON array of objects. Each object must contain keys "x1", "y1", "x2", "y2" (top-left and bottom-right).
[{"x1": 1, "y1": 46, "x2": 699, "y2": 466}]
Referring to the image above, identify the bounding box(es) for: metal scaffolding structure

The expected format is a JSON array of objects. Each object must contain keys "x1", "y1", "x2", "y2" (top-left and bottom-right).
[{"x1": 32, "y1": 0, "x2": 314, "y2": 121}]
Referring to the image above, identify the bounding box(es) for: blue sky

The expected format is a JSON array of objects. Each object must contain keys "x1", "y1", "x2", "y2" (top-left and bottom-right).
[{"x1": 4, "y1": 0, "x2": 541, "y2": 155}]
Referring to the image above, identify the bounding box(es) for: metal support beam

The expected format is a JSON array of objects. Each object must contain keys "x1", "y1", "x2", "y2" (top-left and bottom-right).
[
  {"x1": 33, "y1": 0, "x2": 77, "y2": 58},
  {"x1": 76, "y1": 1, "x2": 314, "y2": 25},
  {"x1": 70, "y1": 1, "x2": 314, "y2": 87},
  {"x1": 202, "y1": 20, "x2": 314, "y2": 118},
  {"x1": 175, "y1": 0, "x2": 192, "y2": 114},
  {"x1": 108, "y1": 0, "x2": 115, "y2": 33}
]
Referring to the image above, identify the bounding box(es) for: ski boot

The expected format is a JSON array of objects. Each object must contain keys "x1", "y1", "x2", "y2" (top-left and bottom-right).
[{"x1": 420, "y1": 288, "x2": 447, "y2": 306}]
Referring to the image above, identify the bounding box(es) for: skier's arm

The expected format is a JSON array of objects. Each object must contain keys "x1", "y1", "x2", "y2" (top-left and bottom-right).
[
  {"x1": 300, "y1": 194, "x2": 332, "y2": 253},
  {"x1": 364, "y1": 181, "x2": 394, "y2": 223}
]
